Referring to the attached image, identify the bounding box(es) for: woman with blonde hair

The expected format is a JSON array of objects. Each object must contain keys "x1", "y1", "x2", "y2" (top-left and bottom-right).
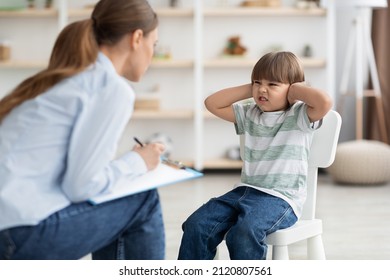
[{"x1": 0, "y1": 0, "x2": 165, "y2": 260}]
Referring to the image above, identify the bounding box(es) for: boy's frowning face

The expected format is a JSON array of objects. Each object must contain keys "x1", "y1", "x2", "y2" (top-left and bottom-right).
[{"x1": 252, "y1": 79, "x2": 290, "y2": 112}]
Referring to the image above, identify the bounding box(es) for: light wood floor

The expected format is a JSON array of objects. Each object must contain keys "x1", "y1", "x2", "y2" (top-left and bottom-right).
[{"x1": 159, "y1": 171, "x2": 390, "y2": 260}]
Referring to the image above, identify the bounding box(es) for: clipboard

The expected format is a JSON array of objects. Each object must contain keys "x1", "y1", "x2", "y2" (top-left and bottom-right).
[{"x1": 89, "y1": 162, "x2": 203, "y2": 205}]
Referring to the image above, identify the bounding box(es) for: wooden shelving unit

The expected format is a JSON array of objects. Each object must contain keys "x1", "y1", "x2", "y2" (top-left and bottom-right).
[{"x1": 0, "y1": 0, "x2": 334, "y2": 170}]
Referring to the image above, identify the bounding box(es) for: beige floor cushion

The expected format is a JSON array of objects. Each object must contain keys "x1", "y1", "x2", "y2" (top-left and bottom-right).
[{"x1": 327, "y1": 140, "x2": 390, "y2": 185}]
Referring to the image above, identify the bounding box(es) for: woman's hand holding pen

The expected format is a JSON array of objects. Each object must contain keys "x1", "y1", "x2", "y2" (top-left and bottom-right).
[{"x1": 133, "y1": 138, "x2": 165, "y2": 171}]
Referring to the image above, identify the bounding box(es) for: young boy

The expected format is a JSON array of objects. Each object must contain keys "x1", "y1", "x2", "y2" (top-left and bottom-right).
[{"x1": 178, "y1": 51, "x2": 332, "y2": 260}]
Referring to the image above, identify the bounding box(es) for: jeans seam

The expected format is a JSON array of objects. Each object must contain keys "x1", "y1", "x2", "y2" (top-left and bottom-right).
[
  {"x1": 265, "y1": 206, "x2": 296, "y2": 235},
  {"x1": 235, "y1": 186, "x2": 250, "y2": 209},
  {"x1": 116, "y1": 237, "x2": 125, "y2": 260}
]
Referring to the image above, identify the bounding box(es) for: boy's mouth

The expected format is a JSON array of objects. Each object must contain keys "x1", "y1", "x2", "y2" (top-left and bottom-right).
[{"x1": 258, "y1": 96, "x2": 268, "y2": 101}]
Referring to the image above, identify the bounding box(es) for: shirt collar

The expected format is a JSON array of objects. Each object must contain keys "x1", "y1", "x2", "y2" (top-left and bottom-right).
[{"x1": 97, "y1": 52, "x2": 117, "y2": 75}]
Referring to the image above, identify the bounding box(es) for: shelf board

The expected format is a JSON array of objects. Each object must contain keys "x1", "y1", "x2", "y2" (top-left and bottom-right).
[
  {"x1": 0, "y1": 60, "x2": 46, "y2": 69},
  {"x1": 300, "y1": 57, "x2": 326, "y2": 68},
  {"x1": 156, "y1": 8, "x2": 193, "y2": 17},
  {"x1": 203, "y1": 159, "x2": 242, "y2": 169},
  {"x1": 132, "y1": 109, "x2": 193, "y2": 119},
  {"x1": 68, "y1": 7, "x2": 193, "y2": 18},
  {"x1": 0, "y1": 8, "x2": 57, "y2": 17},
  {"x1": 203, "y1": 7, "x2": 326, "y2": 17},
  {"x1": 68, "y1": 8, "x2": 92, "y2": 18},
  {"x1": 204, "y1": 57, "x2": 325, "y2": 68},
  {"x1": 151, "y1": 59, "x2": 193, "y2": 68}
]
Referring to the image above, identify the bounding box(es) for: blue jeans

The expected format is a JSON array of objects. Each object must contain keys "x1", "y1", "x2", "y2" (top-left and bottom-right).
[
  {"x1": 0, "y1": 189, "x2": 165, "y2": 260},
  {"x1": 178, "y1": 186, "x2": 297, "y2": 260}
]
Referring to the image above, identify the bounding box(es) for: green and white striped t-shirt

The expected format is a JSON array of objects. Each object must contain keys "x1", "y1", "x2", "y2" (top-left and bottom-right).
[{"x1": 233, "y1": 101, "x2": 319, "y2": 217}]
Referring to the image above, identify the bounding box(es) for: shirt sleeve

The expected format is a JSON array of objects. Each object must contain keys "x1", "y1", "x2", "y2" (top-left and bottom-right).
[
  {"x1": 233, "y1": 102, "x2": 257, "y2": 135},
  {"x1": 293, "y1": 102, "x2": 322, "y2": 132},
  {"x1": 61, "y1": 81, "x2": 147, "y2": 202}
]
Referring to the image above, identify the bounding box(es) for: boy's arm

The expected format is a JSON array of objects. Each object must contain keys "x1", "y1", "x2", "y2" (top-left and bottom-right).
[
  {"x1": 204, "y1": 84, "x2": 252, "y2": 123},
  {"x1": 288, "y1": 82, "x2": 333, "y2": 123}
]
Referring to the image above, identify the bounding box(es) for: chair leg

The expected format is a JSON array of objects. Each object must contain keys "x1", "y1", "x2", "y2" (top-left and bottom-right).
[
  {"x1": 307, "y1": 235, "x2": 326, "y2": 260},
  {"x1": 271, "y1": 245, "x2": 289, "y2": 260}
]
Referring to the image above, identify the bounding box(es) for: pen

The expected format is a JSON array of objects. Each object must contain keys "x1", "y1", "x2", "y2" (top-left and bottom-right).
[{"x1": 133, "y1": 137, "x2": 144, "y2": 147}]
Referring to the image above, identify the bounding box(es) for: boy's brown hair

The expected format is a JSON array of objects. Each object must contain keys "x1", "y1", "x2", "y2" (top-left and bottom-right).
[{"x1": 251, "y1": 51, "x2": 305, "y2": 84}]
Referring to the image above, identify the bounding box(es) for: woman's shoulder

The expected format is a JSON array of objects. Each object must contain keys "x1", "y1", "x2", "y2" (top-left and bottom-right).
[{"x1": 68, "y1": 61, "x2": 132, "y2": 98}]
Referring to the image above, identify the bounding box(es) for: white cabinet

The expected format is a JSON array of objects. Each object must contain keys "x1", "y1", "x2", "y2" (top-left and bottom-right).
[{"x1": 0, "y1": 0, "x2": 334, "y2": 170}]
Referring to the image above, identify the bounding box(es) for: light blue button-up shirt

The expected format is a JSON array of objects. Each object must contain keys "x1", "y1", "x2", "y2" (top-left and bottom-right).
[{"x1": 0, "y1": 53, "x2": 147, "y2": 231}]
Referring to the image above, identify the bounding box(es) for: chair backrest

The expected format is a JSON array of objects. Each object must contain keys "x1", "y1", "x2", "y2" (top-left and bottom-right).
[
  {"x1": 308, "y1": 110, "x2": 342, "y2": 169},
  {"x1": 240, "y1": 110, "x2": 342, "y2": 220},
  {"x1": 303, "y1": 110, "x2": 342, "y2": 219}
]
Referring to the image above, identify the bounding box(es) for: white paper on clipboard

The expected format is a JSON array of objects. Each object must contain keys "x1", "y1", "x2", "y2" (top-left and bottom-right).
[{"x1": 89, "y1": 163, "x2": 203, "y2": 204}]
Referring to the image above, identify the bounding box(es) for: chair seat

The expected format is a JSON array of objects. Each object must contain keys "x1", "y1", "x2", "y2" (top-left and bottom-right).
[{"x1": 266, "y1": 219, "x2": 323, "y2": 245}]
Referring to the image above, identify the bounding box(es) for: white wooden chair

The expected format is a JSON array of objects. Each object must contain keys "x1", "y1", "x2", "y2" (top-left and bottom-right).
[{"x1": 218, "y1": 110, "x2": 342, "y2": 260}]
